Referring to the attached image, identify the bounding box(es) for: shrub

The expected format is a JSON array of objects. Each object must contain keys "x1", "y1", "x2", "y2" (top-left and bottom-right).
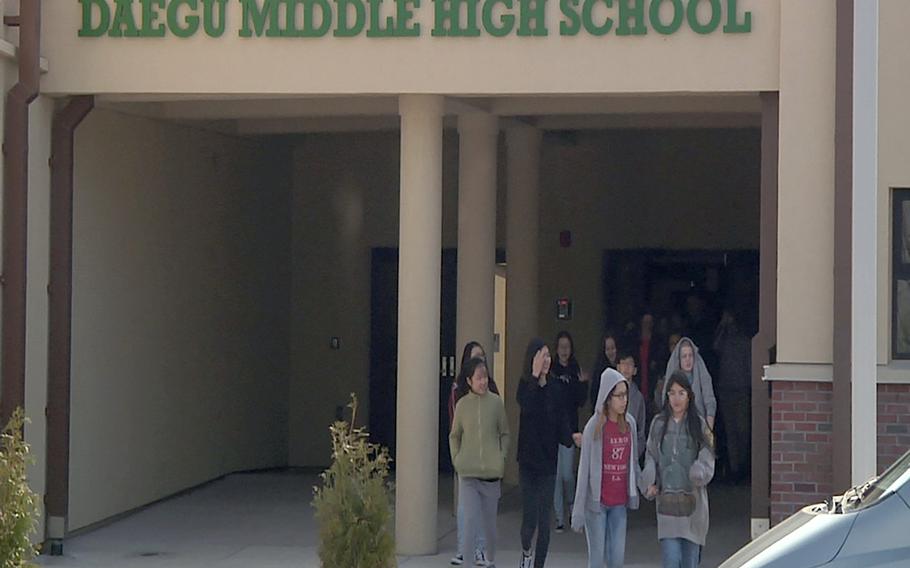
[
  {"x1": 312, "y1": 394, "x2": 395, "y2": 568},
  {"x1": 0, "y1": 408, "x2": 39, "y2": 567}
]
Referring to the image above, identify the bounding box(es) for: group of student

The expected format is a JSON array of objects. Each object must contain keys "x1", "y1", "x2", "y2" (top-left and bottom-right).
[{"x1": 447, "y1": 331, "x2": 716, "y2": 568}]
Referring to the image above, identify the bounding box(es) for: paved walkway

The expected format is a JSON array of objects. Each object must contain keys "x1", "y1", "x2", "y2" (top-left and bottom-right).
[{"x1": 37, "y1": 470, "x2": 751, "y2": 567}]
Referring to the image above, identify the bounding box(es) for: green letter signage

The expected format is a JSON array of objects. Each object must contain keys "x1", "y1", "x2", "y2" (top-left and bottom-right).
[
  {"x1": 581, "y1": 0, "x2": 612, "y2": 36},
  {"x1": 616, "y1": 0, "x2": 645, "y2": 35},
  {"x1": 139, "y1": 0, "x2": 166, "y2": 36},
  {"x1": 168, "y1": 0, "x2": 201, "y2": 37},
  {"x1": 109, "y1": 0, "x2": 141, "y2": 36},
  {"x1": 722, "y1": 0, "x2": 750, "y2": 33},
  {"x1": 481, "y1": 0, "x2": 514, "y2": 36},
  {"x1": 558, "y1": 0, "x2": 580, "y2": 35},
  {"x1": 280, "y1": 0, "x2": 333, "y2": 37},
  {"x1": 366, "y1": 0, "x2": 394, "y2": 37},
  {"x1": 648, "y1": 0, "x2": 682, "y2": 35},
  {"x1": 686, "y1": 0, "x2": 720, "y2": 34},
  {"x1": 239, "y1": 0, "x2": 280, "y2": 37},
  {"x1": 79, "y1": 0, "x2": 111, "y2": 37},
  {"x1": 203, "y1": 0, "x2": 229, "y2": 36},
  {"x1": 517, "y1": 0, "x2": 547, "y2": 36},
  {"x1": 334, "y1": 0, "x2": 367, "y2": 36},
  {"x1": 396, "y1": 0, "x2": 421, "y2": 36},
  {"x1": 433, "y1": 0, "x2": 481, "y2": 37},
  {"x1": 75, "y1": 0, "x2": 753, "y2": 39}
]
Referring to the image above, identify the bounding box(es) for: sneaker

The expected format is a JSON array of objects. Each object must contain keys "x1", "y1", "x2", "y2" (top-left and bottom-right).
[
  {"x1": 474, "y1": 549, "x2": 489, "y2": 566},
  {"x1": 554, "y1": 524, "x2": 565, "y2": 534},
  {"x1": 519, "y1": 550, "x2": 533, "y2": 568},
  {"x1": 450, "y1": 553, "x2": 464, "y2": 565}
]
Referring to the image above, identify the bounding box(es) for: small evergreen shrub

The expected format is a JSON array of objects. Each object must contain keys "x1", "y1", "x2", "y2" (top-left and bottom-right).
[
  {"x1": 0, "y1": 408, "x2": 39, "y2": 568},
  {"x1": 312, "y1": 394, "x2": 396, "y2": 568}
]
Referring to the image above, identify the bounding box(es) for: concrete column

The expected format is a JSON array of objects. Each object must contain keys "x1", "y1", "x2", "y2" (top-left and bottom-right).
[
  {"x1": 504, "y1": 124, "x2": 541, "y2": 484},
  {"x1": 777, "y1": 1, "x2": 836, "y2": 365},
  {"x1": 750, "y1": 92, "x2": 778, "y2": 539},
  {"x1": 850, "y1": 0, "x2": 878, "y2": 484},
  {"x1": 456, "y1": 113, "x2": 499, "y2": 371},
  {"x1": 395, "y1": 94, "x2": 444, "y2": 556}
]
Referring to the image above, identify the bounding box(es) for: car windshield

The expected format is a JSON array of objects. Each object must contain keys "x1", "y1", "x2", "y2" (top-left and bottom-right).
[{"x1": 843, "y1": 449, "x2": 910, "y2": 512}]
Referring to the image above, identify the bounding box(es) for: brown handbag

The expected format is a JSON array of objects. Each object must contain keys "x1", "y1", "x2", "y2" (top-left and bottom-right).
[{"x1": 657, "y1": 491, "x2": 696, "y2": 517}]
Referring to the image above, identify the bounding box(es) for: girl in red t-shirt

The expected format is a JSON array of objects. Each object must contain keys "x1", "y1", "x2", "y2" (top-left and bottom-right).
[{"x1": 572, "y1": 368, "x2": 642, "y2": 568}]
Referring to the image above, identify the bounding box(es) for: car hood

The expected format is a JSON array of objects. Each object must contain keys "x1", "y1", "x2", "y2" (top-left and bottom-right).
[{"x1": 719, "y1": 505, "x2": 857, "y2": 568}]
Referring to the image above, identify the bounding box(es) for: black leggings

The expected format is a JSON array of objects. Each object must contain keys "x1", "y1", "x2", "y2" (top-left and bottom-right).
[{"x1": 520, "y1": 468, "x2": 556, "y2": 568}]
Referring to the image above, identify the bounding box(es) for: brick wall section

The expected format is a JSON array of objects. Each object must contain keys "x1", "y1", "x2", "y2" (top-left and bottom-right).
[
  {"x1": 770, "y1": 381, "x2": 910, "y2": 524},
  {"x1": 770, "y1": 381, "x2": 834, "y2": 524},
  {"x1": 878, "y1": 383, "x2": 910, "y2": 472}
]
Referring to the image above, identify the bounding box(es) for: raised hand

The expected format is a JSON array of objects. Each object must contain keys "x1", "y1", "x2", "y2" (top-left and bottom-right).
[{"x1": 532, "y1": 349, "x2": 547, "y2": 382}]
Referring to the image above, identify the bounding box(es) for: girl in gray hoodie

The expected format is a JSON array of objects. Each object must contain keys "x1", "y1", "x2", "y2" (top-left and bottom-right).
[
  {"x1": 642, "y1": 371, "x2": 715, "y2": 568},
  {"x1": 571, "y1": 368, "x2": 642, "y2": 568}
]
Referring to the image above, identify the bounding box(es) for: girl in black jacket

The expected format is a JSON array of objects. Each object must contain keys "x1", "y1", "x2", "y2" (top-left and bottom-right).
[{"x1": 517, "y1": 338, "x2": 580, "y2": 568}]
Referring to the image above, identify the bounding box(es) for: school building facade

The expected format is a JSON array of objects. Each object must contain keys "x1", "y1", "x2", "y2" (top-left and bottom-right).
[{"x1": 0, "y1": 0, "x2": 908, "y2": 555}]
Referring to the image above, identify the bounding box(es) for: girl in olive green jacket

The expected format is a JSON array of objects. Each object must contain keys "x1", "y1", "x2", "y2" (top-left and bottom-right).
[{"x1": 450, "y1": 357, "x2": 510, "y2": 567}]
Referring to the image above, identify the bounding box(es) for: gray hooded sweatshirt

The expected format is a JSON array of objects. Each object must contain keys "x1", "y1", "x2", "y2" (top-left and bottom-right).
[
  {"x1": 641, "y1": 412, "x2": 715, "y2": 546},
  {"x1": 658, "y1": 337, "x2": 717, "y2": 420},
  {"x1": 571, "y1": 368, "x2": 642, "y2": 532}
]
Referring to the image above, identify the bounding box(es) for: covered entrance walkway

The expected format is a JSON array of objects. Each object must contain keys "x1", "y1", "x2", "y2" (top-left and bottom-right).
[
  {"x1": 37, "y1": 471, "x2": 751, "y2": 567},
  {"x1": 34, "y1": 90, "x2": 768, "y2": 557}
]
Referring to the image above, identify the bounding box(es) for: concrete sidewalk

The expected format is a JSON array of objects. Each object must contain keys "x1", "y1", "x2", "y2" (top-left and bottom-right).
[{"x1": 37, "y1": 470, "x2": 751, "y2": 567}]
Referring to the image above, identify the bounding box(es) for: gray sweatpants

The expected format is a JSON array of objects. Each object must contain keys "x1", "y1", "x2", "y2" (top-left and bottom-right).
[{"x1": 459, "y1": 477, "x2": 501, "y2": 562}]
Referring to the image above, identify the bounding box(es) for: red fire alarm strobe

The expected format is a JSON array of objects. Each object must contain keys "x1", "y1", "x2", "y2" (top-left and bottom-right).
[
  {"x1": 559, "y1": 230, "x2": 572, "y2": 247},
  {"x1": 556, "y1": 297, "x2": 572, "y2": 320}
]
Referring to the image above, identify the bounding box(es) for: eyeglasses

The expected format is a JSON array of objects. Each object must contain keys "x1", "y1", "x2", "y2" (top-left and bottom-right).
[{"x1": 610, "y1": 392, "x2": 629, "y2": 399}]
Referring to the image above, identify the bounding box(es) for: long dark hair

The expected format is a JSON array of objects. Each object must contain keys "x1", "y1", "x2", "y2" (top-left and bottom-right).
[
  {"x1": 458, "y1": 341, "x2": 499, "y2": 396},
  {"x1": 654, "y1": 371, "x2": 713, "y2": 454},
  {"x1": 460, "y1": 341, "x2": 485, "y2": 371},
  {"x1": 592, "y1": 331, "x2": 619, "y2": 374},
  {"x1": 554, "y1": 330, "x2": 580, "y2": 373},
  {"x1": 455, "y1": 357, "x2": 490, "y2": 404}
]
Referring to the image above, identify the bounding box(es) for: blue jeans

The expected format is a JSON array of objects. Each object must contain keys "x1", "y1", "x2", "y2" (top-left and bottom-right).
[
  {"x1": 584, "y1": 504, "x2": 627, "y2": 568},
  {"x1": 660, "y1": 537, "x2": 701, "y2": 568},
  {"x1": 456, "y1": 475, "x2": 486, "y2": 556},
  {"x1": 554, "y1": 444, "x2": 576, "y2": 526}
]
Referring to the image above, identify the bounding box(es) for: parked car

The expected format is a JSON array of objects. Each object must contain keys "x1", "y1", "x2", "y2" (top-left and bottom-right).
[{"x1": 720, "y1": 449, "x2": 910, "y2": 567}]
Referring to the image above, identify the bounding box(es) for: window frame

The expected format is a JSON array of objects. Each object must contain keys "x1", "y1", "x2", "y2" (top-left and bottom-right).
[{"x1": 891, "y1": 188, "x2": 910, "y2": 359}]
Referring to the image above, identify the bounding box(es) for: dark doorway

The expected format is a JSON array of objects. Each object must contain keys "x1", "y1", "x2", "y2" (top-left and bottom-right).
[
  {"x1": 603, "y1": 248, "x2": 759, "y2": 481},
  {"x1": 603, "y1": 249, "x2": 759, "y2": 337},
  {"x1": 369, "y1": 248, "x2": 457, "y2": 472}
]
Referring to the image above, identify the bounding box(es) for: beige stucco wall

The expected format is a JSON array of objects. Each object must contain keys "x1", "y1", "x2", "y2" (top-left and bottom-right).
[
  {"x1": 289, "y1": 126, "x2": 759, "y2": 466},
  {"x1": 41, "y1": 1, "x2": 779, "y2": 95},
  {"x1": 877, "y1": 0, "x2": 910, "y2": 365},
  {"x1": 69, "y1": 108, "x2": 291, "y2": 530},
  {"x1": 775, "y1": 0, "x2": 835, "y2": 364},
  {"x1": 0, "y1": 50, "x2": 54, "y2": 540},
  {"x1": 289, "y1": 130, "x2": 463, "y2": 466},
  {"x1": 24, "y1": 95, "x2": 54, "y2": 541}
]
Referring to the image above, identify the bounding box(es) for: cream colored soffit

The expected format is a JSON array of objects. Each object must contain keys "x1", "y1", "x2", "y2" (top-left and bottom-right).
[{"x1": 89, "y1": 92, "x2": 762, "y2": 134}]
